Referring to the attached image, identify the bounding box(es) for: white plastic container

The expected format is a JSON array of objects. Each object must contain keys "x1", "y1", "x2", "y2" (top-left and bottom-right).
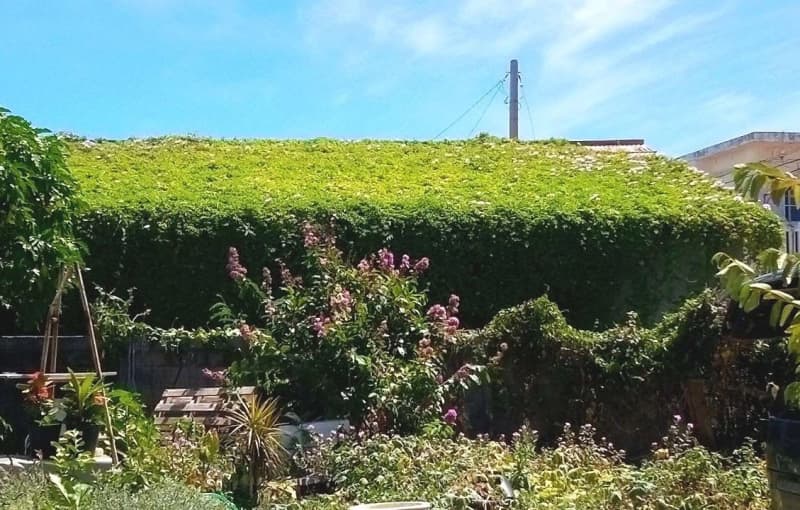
[{"x1": 349, "y1": 503, "x2": 431, "y2": 510}]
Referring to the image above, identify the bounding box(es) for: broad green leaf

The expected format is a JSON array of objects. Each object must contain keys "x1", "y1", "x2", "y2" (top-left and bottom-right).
[
  {"x1": 743, "y1": 291, "x2": 761, "y2": 312},
  {"x1": 770, "y1": 301, "x2": 783, "y2": 327},
  {"x1": 785, "y1": 381, "x2": 800, "y2": 409},
  {"x1": 781, "y1": 304, "x2": 795, "y2": 327}
]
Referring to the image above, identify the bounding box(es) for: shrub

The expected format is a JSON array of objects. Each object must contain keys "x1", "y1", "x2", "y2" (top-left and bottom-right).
[
  {"x1": 68, "y1": 137, "x2": 781, "y2": 329},
  {"x1": 0, "y1": 107, "x2": 81, "y2": 328},
  {"x1": 0, "y1": 471, "x2": 232, "y2": 510},
  {"x1": 219, "y1": 226, "x2": 486, "y2": 431},
  {"x1": 95, "y1": 285, "x2": 790, "y2": 452},
  {"x1": 475, "y1": 290, "x2": 791, "y2": 453},
  {"x1": 269, "y1": 421, "x2": 768, "y2": 509}
]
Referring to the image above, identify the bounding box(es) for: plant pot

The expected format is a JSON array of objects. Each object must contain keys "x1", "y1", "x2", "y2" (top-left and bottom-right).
[
  {"x1": 767, "y1": 416, "x2": 800, "y2": 509},
  {"x1": 26, "y1": 423, "x2": 61, "y2": 459},
  {"x1": 349, "y1": 503, "x2": 430, "y2": 510},
  {"x1": 76, "y1": 423, "x2": 100, "y2": 453}
]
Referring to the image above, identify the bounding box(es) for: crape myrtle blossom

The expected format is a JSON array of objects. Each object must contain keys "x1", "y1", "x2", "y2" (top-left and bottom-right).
[
  {"x1": 330, "y1": 286, "x2": 353, "y2": 316},
  {"x1": 311, "y1": 314, "x2": 332, "y2": 337},
  {"x1": 399, "y1": 254, "x2": 411, "y2": 272},
  {"x1": 443, "y1": 407, "x2": 458, "y2": 425},
  {"x1": 447, "y1": 294, "x2": 460, "y2": 315},
  {"x1": 426, "y1": 304, "x2": 448, "y2": 322},
  {"x1": 226, "y1": 247, "x2": 247, "y2": 280},
  {"x1": 358, "y1": 248, "x2": 430, "y2": 276},
  {"x1": 202, "y1": 368, "x2": 227, "y2": 383},
  {"x1": 378, "y1": 248, "x2": 395, "y2": 271},
  {"x1": 413, "y1": 257, "x2": 430, "y2": 273}
]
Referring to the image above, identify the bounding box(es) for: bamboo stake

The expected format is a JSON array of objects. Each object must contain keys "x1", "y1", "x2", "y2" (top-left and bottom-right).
[
  {"x1": 74, "y1": 265, "x2": 119, "y2": 464},
  {"x1": 48, "y1": 271, "x2": 66, "y2": 373},
  {"x1": 40, "y1": 267, "x2": 70, "y2": 373}
]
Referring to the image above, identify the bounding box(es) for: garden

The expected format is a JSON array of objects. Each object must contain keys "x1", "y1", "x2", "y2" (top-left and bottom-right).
[{"x1": 1, "y1": 106, "x2": 798, "y2": 509}]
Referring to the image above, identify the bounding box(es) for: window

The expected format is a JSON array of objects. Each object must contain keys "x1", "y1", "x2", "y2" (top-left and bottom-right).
[{"x1": 785, "y1": 191, "x2": 800, "y2": 222}]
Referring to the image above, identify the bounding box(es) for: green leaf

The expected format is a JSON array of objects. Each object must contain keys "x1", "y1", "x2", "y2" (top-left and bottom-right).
[
  {"x1": 781, "y1": 304, "x2": 795, "y2": 327},
  {"x1": 786, "y1": 382, "x2": 800, "y2": 409},
  {"x1": 770, "y1": 301, "x2": 783, "y2": 327},
  {"x1": 742, "y1": 291, "x2": 761, "y2": 313}
]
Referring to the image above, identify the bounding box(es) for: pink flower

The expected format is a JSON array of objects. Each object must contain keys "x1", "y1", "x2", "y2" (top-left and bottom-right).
[
  {"x1": 413, "y1": 257, "x2": 430, "y2": 273},
  {"x1": 445, "y1": 316, "x2": 460, "y2": 334},
  {"x1": 426, "y1": 304, "x2": 447, "y2": 322},
  {"x1": 447, "y1": 294, "x2": 460, "y2": 315},
  {"x1": 277, "y1": 260, "x2": 300, "y2": 287},
  {"x1": 303, "y1": 222, "x2": 320, "y2": 248},
  {"x1": 201, "y1": 368, "x2": 227, "y2": 383},
  {"x1": 239, "y1": 324, "x2": 256, "y2": 342},
  {"x1": 225, "y1": 247, "x2": 248, "y2": 280},
  {"x1": 454, "y1": 365, "x2": 473, "y2": 380},
  {"x1": 443, "y1": 408, "x2": 458, "y2": 425},
  {"x1": 261, "y1": 267, "x2": 272, "y2": 292},
  {"x1": 377, "y1": 248, "x2": 395, "y2": 271},
  {"x1": 330, "y1": 288, "x2": 353, "y2": 315},
  {"x1": 357, "y1": 259, "x2": 371, "y2": 272},
  {"x1": 399, "y1": 254, "x2": 411, "y2": 272},
  {"x1": 311, "y1": 315, "x2": 332, "y2": 337}
]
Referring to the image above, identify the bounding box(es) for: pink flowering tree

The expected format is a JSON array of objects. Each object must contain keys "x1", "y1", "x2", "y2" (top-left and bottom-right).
[{"x1": 214, "y1": 223, "x2": 487, "y2": 433}]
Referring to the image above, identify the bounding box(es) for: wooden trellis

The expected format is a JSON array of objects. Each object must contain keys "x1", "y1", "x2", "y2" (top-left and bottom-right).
[{"x1": 39, "y1": 264, "x2": 118, "y2": 464}]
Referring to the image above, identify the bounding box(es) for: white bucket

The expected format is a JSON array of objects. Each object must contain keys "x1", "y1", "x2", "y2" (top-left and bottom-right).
[{"x1": 349, "y1": 503, "x2": 431, "y2": 510}]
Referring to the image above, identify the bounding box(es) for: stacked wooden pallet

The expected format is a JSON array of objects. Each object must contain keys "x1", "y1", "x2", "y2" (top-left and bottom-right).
[{"x1": 153, "y1": 386, "x2": 256, "y2": 433}]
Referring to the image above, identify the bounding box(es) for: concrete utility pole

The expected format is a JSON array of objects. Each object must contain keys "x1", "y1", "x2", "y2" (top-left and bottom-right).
[{"x1": 509, "y1": 59, "x2": 519, "y2": 140}]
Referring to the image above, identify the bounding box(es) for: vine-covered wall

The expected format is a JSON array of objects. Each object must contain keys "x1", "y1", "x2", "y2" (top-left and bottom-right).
[{"x1": 68, "y1": 137, "x2": 782, "y2": 329}]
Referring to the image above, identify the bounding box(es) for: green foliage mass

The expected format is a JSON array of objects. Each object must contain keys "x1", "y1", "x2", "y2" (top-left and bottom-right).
[
  {"x1": 68, "y1": 136, "x2": 781, "y2": 328},
  {"x1": 270, "y1": 425, "x2": 768, "y2": 509},
  {"x1": 0, "y1": 472, "x2": 231, "y2": 510},
  {"x1": 473, "y1": 290, "x2": 792, "y2": 453},
  {"x1": 95, "y1": 286, "x2": 791, "y2": 454},
  {"x1": 0, "y1": 107, "x2": 81, "y2": 328}
]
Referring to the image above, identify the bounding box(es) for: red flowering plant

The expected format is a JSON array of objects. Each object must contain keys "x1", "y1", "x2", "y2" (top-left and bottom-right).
[
  {"x1": 16, "y1": 371, "x2": 55, "y2": 420},
  {"x1": 218, "y1": 222, "x2": 488, "y2": 434}
]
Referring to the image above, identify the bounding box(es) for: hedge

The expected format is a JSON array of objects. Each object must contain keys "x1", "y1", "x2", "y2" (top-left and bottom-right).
[
  {"x1": 68, "y1": 136, "x2": 781, "y2": 329},
  {"x1": 476, "y1": 291, "x2": 792, "y2": 453}
]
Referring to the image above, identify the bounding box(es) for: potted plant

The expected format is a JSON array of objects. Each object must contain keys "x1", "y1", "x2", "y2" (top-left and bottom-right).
[
  {"x1": 16, "y1": 371, "x2": 59, "y2": 458},
  {"x1": 48, "y1": 370, "x2": 108, "y2": 453}
]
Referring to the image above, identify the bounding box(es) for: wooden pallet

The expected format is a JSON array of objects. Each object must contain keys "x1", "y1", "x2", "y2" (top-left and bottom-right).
[{"x1": 153, "y1": 386, "x2": 256, "y2": 434}]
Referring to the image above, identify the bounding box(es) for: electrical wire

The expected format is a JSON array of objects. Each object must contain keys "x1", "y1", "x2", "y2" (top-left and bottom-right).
[
  {"x1": 433, "y1": 74, "x2": 508, "y2": 140},
  {"x1": 468, "y1": 80, "x2": 504, "y2": 138},
  {"x1": 519, "y1": 75, "x2": 535, "y2": 139}
]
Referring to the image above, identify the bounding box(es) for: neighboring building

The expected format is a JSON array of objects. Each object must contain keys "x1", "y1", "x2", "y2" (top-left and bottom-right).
[
  {"x1": 682, "y1": 132, "x2": 800, "y2": 252},
  {"x1": 575, "y1": 138, "x2": 655, "y2": 155}
]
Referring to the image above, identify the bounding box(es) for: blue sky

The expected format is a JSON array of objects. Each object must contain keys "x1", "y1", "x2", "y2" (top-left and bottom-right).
[{"x1": 2, "y1": 0, "x2": 798, "y2": 155}]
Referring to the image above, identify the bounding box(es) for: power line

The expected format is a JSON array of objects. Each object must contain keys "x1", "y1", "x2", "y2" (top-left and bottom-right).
[
  {"x1": 433, "y1": 75, "x2": 508, "y2": 140},
  {"x1": 519, "y1": 75, "x2": 535, "y2": 139},
  {"x1": 468, "y1": 80, "x2": 504, "y2": 137}
]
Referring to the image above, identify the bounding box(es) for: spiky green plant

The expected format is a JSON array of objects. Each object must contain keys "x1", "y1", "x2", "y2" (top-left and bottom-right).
[{"x1": 226, "y1": 395, "x2": 286, "y2": 504}]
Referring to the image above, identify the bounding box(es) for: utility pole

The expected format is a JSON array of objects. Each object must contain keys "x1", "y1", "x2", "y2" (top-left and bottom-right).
[{"x1": 509, "y1": 59, "x2": 519, "y2": 140}]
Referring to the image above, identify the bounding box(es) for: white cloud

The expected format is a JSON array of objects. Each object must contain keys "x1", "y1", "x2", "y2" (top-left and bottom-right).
[
  {"x1": 545, "y1": 0, "x2": 674, "y2": 66},
  {"x1": 403, "y1": 17, "x2": 448, "y2": 55},
  {"x1": 304, "y1": 0, "x2": 725, "y2": 138},
  {"x1": 702, "y1": 92, "x2": 757, "y2": 125},
  {"x1": 304, "y1": 0, "x2": 544, "y2": 57}
]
